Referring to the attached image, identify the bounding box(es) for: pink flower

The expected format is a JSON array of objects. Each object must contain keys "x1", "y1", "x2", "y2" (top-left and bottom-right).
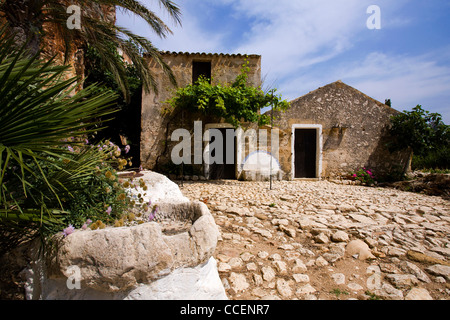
[
  {"x1": 81, "y1": 219, "x2": 93, "y2": 230},
  {"x1": 148, "y1": 206, "x2": 158, "y2": 222},
  {"x1": 353, "y1": 174, "x2": 357, "y2": 178},
  {"x1": 62, "y1": 225, "x2": 75, "y2": 237},
  {"x1": 67, "y1": 146, "x2": 74, "y2": 152},
  {"x1": 124, "y1": 145, "x2": 130, "y2": 154},
  {"x1": 106, "y1": 206, "x2": 112, "y2": 215}
]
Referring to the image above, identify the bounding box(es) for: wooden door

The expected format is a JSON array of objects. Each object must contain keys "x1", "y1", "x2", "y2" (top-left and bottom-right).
[
  {"x1": 209, "y1": 128, "x2": 236, "y2": 180},
  {"x1": 294, "y1": 129, "x2": 317, "y2": 178}
]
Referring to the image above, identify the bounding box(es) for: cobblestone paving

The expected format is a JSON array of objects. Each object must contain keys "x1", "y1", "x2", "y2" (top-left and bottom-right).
[{"x1": 180, "y1": 180, "x2": 450, "y2": 300}]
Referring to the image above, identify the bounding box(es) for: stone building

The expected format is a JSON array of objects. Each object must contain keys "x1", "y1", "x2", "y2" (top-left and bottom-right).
[
  {"x1": 270, "y1": 80, "x2": 411, "y2": 180},
  {"x1": 140, "y1": 52, "x2": 410, "y2": 181},
  {"x1": 140, "y1": 51, "x2": 262, "y2": 178}
]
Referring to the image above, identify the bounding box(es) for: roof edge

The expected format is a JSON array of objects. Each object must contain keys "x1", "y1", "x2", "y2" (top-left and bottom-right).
[
  {"x1": 144, "y1": 51, "x2": 261, "y2": 58},
  {"x1": 289, "y1": 80, "x2": 399, "y2": 113}
]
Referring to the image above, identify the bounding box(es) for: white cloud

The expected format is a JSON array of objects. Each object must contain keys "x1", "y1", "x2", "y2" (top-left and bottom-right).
[
  {"x1": 218, "y1": 0, "x2": 450, "y2": 122},
  {"x1": 279, "y1": 49, "x2": 450, "y2": 123},
  {"x1": 229, "y1": 0, "x2": 369, "y2": 75},
  {"x1": 341, "y1": 51, "x2": 450, "y2": 120},
  {"x1": 116, "y1": 0, "x2": 450, "y2": 123},
  {"x1": 116, "y1": 1, "x2": 224, "y2": 53}
]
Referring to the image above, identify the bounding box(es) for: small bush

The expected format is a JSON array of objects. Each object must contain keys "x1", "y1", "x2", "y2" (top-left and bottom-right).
[
  {"x1": 350, "y1": 168, "x2": 376, "y2": 186},
  {"x1": 412, "y1": 145, "x2": 450, "y2": 170}
]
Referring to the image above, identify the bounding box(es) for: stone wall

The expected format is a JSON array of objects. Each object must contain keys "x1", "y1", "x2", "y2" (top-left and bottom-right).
[
  {"x1": 140, "y1": 52, "x2": 262, "y2": 170},
  {"x1": 272, "y1": 80, "x2": 411, "y2": 179}
]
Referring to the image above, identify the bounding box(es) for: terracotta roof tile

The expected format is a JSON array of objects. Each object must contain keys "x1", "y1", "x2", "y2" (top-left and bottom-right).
[{"x1": 158, "y1": 51, "x2": 260, "y2": 58}]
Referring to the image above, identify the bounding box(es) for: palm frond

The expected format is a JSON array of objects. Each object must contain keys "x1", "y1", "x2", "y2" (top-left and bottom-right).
[
  {"x1": 39, "y1": 0, "x2": 180, "y2": 98},
  {"x1": 0, "y1": 25, "x2": 119, "y2": 247}
]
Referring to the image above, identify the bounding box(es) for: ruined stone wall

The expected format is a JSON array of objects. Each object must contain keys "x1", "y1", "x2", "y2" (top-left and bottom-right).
[
  {"x1": 140, "y1": 52, "x2": 262, "y2": 170},
  {"x1": 272, "y1": 80, "x2": 411, "y2": 179}
]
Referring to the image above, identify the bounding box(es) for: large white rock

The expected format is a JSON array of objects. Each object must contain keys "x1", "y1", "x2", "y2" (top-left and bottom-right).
[
  {"x1": 40, "y1": 257, "x2": 227, "y2": 300},
  {"x1": 346, "y1": 239, "x2": 375, "y2": 260},
  {"x1": 404, "y1": 287, "x2": 433, "y2": 300},
  {"x1": 425, "y1": 264, "x2": 450, "y2": 281},
  {"x1": 125, "y1": 170, "x2": 189, "y2": 205},
  {"x1": 45, "y1": 201, "x2": 219, "y2": 292},
  {"x1": 25, "y1": 171, "x2": 226, "y2": 300}
]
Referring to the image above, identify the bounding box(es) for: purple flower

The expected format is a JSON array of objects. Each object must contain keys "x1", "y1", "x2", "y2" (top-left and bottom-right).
[
  {"x1": 124, "y1": 145, "x2": 131, "y2": 154},
  {"x1": 148, "y1": 206, "x2": 158, "y2": 222},
  {"x1": 67, "y1": 145, "x2": 74, "y2": 152},
  {"x1": 106, "y1": 206, "x2": 112, "y2": 215},
  {"x1": 82, "y1": 219, "x2": 93, "y2": 230},
  {"x1": 85, "y1": 139, "x2": 89, "y2": 144},
  {"x1": 62, "y1": 225, "x2": 75, "y2": 237}
]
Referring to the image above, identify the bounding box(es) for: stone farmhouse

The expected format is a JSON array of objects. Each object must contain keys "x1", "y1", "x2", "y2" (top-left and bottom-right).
[{"x1": 140, "y1": 51, "x2": 410, "y2": 181}]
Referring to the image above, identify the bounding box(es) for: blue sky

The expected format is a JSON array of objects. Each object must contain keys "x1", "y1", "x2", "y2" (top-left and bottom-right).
[{"x1": 117, "y1": 0, "x2": 450, "y2": 123}]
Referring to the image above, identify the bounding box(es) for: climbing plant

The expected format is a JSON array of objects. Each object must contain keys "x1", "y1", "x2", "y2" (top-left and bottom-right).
[{"x1": 165, "y1": 61, "x2": 290, "y2": 127}]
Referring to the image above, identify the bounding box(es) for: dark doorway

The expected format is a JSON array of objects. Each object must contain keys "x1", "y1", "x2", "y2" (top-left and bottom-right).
[
  {"x1": 192, "y1": 61, "x2": 211, "y2": 84},
  {"x1": 294, "y1": 129, "x2": 317, "y2": 178},
  {"x1": 209, "y1": 128, "x2": 236, "y2": 180}
]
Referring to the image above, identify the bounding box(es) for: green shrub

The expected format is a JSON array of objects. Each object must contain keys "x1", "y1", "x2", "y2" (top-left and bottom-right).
[
  {"x1": 412, "y1": 145, "x2": 450, "y2": 170},
  {"x1": 350, "y1": 168, "x2": 376, "y2": 186},
  {"x1": 165, "y1": 61, "x2": 290, "y2": 128},
  {"x1": 389, "y1": 105, "x2": 449, "y2": 171},
  {"x1": 0, "y1": 27, "x2": 125, "y2": 255}
]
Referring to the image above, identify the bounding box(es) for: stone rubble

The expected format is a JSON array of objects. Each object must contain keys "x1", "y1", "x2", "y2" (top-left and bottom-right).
[{"x1": 180, "y1": 179, "x2": 450, "y2": 300}]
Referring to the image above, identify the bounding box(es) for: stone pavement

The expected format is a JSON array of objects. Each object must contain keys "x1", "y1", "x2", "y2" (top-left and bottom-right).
[{"x1": 179, "y1": 180, "x2": 450, "y2": 300}]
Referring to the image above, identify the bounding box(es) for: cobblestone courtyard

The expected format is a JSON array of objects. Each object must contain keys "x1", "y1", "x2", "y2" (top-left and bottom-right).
[{"x1": 180, "y1": 180, "x2": 450, "y2": 300}]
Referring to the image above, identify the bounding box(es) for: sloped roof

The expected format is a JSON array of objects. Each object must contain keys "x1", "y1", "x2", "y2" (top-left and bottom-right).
[
  {"x1": 289, "y1": 80, "x2": 395, "y2": 112},
  {"x1": 263, "y1": 80, "x2": 399, "y2": 117}
]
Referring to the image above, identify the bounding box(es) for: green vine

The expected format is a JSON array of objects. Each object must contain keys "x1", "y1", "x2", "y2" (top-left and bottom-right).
[{"x1": 165, "y1": 61, "x2": 290, "y2": 127}]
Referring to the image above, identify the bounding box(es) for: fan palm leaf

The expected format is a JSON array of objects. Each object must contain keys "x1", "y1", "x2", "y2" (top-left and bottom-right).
[{"x1": 0, "y1": 25, "x2": 119, "y2": 250}]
